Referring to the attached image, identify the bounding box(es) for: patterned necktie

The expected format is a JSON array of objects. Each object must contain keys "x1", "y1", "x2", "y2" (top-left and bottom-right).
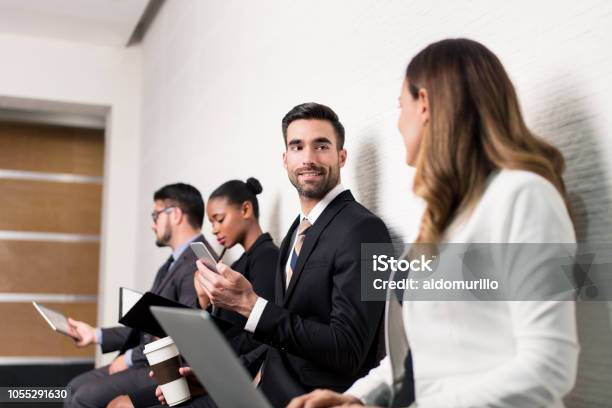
[
  {"x1": 286, "y1": 218, "x2": 312, "y2": 288},
  {"x1": 253, "y1": 220, "x2": 313, "y2": 386}
]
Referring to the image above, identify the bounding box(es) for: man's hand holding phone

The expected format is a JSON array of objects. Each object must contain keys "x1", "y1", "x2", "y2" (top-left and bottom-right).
[{"x1": 195, "y1": 261, "x2": 258, "y2": 318}]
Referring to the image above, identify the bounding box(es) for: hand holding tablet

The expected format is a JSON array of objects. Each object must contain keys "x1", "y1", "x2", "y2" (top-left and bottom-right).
[
  {"x1": 32, "y1": 302, "x2": 84, "y2": 342},
  {"x1": 66, "y1": 317, "x2": 97, "y2": 347}
]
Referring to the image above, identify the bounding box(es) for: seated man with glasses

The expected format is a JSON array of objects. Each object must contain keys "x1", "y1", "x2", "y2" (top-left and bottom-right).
[{"x1": 64, "y1": 183, "x2": 217, "y2": 408}]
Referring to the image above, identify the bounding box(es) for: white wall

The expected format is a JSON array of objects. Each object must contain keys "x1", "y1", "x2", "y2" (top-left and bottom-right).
[
  {"x1": 0, "y1": 33, "x2": 142, "y2": 365},
  {"x1": 136, "y1": 1, "x2": 612, "y2": 406}
]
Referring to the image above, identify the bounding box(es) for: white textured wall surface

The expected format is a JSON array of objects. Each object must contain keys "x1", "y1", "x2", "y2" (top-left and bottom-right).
[
  {"x1": 136, "y1": 1, "x2": 612, "y2": 405},
  {"x1": 0, "y1": 34, "x2": 142, "y2": 366}
]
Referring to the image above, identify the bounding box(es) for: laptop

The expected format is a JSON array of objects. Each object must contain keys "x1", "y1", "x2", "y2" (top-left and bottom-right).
[{"x1": 150, "y1": 306, "x2": 273, "y2": 408}]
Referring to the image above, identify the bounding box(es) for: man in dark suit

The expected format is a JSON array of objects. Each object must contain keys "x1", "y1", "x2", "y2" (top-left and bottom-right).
[
  {"x1": 193, "y1": 103, "x2": 391, "y2": 407},
  {"x1": 64, "y1": 183, "x2": 216, "y2": 408}
]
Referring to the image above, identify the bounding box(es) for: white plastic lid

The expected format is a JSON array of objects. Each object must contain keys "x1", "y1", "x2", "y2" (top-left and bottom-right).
[{"x1": 144, "y1": 336, "x2": 174, "y2": 354}]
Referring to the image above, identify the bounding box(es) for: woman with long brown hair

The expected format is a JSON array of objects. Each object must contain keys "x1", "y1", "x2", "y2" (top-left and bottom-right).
[{"x1": 288, "y1": 38, "x2": 579, "y2": 407}]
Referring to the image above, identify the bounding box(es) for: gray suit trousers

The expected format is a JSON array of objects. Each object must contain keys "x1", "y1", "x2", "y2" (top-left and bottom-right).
[{"x1": 64, "y1": 365, "x2": 155, "y2": 408}]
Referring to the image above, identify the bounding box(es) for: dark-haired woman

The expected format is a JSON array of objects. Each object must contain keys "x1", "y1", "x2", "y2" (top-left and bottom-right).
[
  {"x1": 195, "y1": 177, "x2": 278, "y2": 337},
  {"x1": 288, "y1": 39, "x2": 578, "y2": 408}
]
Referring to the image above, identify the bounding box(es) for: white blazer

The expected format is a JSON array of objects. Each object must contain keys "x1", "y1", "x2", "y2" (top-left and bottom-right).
[{"x1": 346, "y1": 169, "x2": 580, "y2": 407}]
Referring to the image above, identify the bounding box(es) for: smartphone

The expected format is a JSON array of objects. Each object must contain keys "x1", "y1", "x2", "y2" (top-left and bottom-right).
[{"x1": 190, "y1": 242, "x2": 219, "y2": 273}]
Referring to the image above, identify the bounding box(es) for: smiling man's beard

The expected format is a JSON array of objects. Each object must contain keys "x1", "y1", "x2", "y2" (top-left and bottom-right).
[{"x1": 289, "y1": 164, "x2": 340, "y2": 200}]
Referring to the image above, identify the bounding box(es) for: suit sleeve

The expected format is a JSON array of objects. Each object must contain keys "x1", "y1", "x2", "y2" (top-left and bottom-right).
[
  {"x1": 252, "y1": 216, "x2": 389, "y2": 374},
  {"x1": 100, "y1": 326, "x2": 134, "y2": 353},
  {"x1": 226, "y1": 329, "x2": 263, "y2": 357},
  {"x1": 238, "y1": 344, "x2": 269, "y2": 377},
  {"x1": 175, "y1": 262, "x2": 199, "y2": 308},
  {"x1": 128, "y1": 342, "x2": 149, "y2": 367},
  {"x1": 344, "y1": 355, "x2": 394, "y2": 405},
  {"x1": 130, "y1": 262, "x2": 200, "y2": 366}
]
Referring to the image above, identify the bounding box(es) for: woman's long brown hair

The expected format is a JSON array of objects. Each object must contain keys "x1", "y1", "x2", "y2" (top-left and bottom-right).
[{"x1": 408, "y1": 39, "x2": 570, "y2": 243}]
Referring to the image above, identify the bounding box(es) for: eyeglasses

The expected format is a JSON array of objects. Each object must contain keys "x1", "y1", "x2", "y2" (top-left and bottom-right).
[{"x1": 151, "y1": 206, "x2": 176, "y2": 222}]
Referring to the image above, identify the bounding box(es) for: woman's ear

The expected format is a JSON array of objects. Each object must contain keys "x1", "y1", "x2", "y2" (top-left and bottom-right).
[
  {"x1": 419, "y1": 88, "x2": 429, "y2": 125},
  {"x1": 241, "y1": 201, "x2": 253, "y2": 219}
]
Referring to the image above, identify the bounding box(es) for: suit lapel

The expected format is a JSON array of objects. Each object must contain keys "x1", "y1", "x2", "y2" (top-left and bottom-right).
[
  {"x1": 283, "y1": 191, "x2": 353, "y2": 305},
  {"x1": 156, "y1": 235, "x2": 204, "y2": 295},
  {"x1": 276, "y1": 217, "x2": 299, "y2": 304},
  {"x1": 155, "y1": 254, "x2": 183, "y2": 295},
  {"x1": 150, "y1": 257, "x2": 172, "y2": 294}
]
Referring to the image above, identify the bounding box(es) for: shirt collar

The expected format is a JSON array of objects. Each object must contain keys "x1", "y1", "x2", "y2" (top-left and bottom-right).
[
  {"x1": 172, "y1": 233, "x2": 201, "y2": 262},
  {"x1": 301, "y1": 183, "x2": 346, "y2": 225}
]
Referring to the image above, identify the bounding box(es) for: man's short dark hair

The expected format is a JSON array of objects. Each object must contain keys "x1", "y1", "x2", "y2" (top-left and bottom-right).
[
  {"x1": 153, "y1": 183, "x2": 204, "y2": 229},
  {"x1": 281, "y1": 102, "x2": 345, "y2": 149}
]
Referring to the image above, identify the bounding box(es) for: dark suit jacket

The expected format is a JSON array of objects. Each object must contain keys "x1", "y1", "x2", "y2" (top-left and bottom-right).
[
  {"x1": 100, "y1": 235, "x2": 213, "y2": 366},
  {"x1": 250, "y1": 190, "x2": 390, "y2": 407}
]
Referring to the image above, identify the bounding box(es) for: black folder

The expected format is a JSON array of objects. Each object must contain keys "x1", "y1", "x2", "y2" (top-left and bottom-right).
[
  {"x1": 119, "y1": 292, "x2": 189, "y2": 337},
  {"x1": 120, "y1": 291, "x2": 239, "y2": 337}
]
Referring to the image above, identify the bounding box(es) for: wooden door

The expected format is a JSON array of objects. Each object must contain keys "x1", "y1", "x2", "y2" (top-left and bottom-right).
[{"x1": 0, "y1": 121, "x2": 103, "y2": 364}]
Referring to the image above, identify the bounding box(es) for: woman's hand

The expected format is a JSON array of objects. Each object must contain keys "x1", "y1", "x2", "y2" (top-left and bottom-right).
[{"x1": 194, "y1": 271, "x2": 211, "y2": 309}]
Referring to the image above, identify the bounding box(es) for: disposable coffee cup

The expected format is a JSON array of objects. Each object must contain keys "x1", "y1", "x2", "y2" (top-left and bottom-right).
[{"x1": 144, "y1": 336, "x2": 190, "y2": 406}]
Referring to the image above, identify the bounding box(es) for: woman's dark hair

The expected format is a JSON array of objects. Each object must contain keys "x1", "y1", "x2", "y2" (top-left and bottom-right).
[{"x1": 209, "y1": 177, "x2": 263, "y2": 218}]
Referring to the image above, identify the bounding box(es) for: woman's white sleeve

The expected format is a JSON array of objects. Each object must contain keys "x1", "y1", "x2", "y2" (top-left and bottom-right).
[{"x1": 344, "y1": 355, "x2": 395, "y2": 405}]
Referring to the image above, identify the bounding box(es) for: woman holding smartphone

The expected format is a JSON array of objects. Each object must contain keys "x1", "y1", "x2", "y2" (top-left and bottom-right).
[
  {"x1": 288, "y1": 38, "x2": 579, "y2": 408},
  {"x1": 194, "y1": 177, "x2": 278, "y2": 336}
]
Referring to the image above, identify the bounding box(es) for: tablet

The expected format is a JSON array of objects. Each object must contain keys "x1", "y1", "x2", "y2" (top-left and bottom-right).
[{"x1": 32, "y1": 302, "x2": 74, "y2": 338}]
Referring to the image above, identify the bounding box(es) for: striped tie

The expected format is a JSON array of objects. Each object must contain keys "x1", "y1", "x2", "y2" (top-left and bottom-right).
[
  {"x1": 286, "y1": 218, "x2": 312, "y2": 288},
  {"x1": 253, "y1": 218, "x2": 312, "y2": 386}
]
